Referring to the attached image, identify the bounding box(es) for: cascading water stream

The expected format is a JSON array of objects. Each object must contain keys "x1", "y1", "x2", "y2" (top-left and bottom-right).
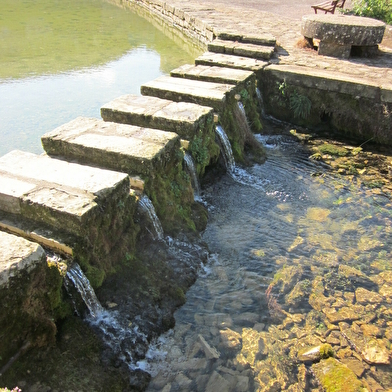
[
  {"x1": 138, "y1": 195, "x2": 164, "y2": 241},
  {"x1": 184, "y1": 152, "x2": 201, "y2": 198},
  {"x1": 215, "y1": 125, "x2": 235, "y2": 173},
  {"x1": 64, "y1": 262, "x2": 104, "y2": 318},
  {"x1": 65, "y1": 262, "x2": 148, "y2": 369},
  {"x1": 215, "y1": 124, "x2": 269, "y2": 191}
]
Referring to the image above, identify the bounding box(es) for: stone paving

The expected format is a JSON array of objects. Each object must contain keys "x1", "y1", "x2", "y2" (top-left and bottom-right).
[{"x1": 132, "y1": 0, "x2": 392, "y2": 93}]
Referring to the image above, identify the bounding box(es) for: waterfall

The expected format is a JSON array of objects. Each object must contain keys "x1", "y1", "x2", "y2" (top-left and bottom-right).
[
  {"x1": 237, "y1": 101, "x2": 246, "y2": 117},
  {"x1": 184, "y1": 152, "x2": 201, "y2": 197},
  {"x1": 65, "y1": 262, "x2": 104, "y2": 318},
  {"x1": 215, "y1": 125, "x2": 235, "y2": 173},
  {"x1": 256, "y1": 87, "x2": 265, "y2": 117},
  {"x1": 138, "y1": 195, "x2": 164, "y2": 241}
]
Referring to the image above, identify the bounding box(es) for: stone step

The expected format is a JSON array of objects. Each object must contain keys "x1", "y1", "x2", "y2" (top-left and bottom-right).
[
  {"x1": 216, "y1": 31, "x2": 276, "y2": 47},
  {"x1": 208, "y1": 39, "x2": 275, "y2": 60},
  {"x1": 0, "y1": 210, "x2": 74, "y2": 256},
  {"x1": 0, "y1": 150, "x2": 130, "y2": 239},
  {"x1": 101, "y1": 94, "x2": 214, "y2": 140},
  {"x1": 170, "y1": 64, "x2": 255, "y2": 89},
  {"x1": 42, "y1": 117, "x2": 181, "y2": 177},
  {"x1": 140, "y1": 75, "x2": 235, "y2": 111},
  {"x1": 0, "y1": 230, "x2": 46, "y2": 288},
  {"x1": 195, "y1": 52, "x2": 268, "y2": 77}
]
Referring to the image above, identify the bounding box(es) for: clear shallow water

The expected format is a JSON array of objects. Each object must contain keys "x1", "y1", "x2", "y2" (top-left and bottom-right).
[
  {"x1": 140, "y1": 125, "x2": 392, "y2": 391},
  {"x1": 0, "y1": 0, "x2": 202, "y2": 156}
]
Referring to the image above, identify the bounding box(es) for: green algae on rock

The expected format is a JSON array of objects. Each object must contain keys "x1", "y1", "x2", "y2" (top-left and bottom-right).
[{"x1": 313, "y1": 357, "x2": 366, "y2": 392}]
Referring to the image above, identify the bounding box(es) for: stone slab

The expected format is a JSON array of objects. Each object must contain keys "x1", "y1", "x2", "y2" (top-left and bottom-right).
[
  {"x1": 101, "y1": 94, "x2": 213, "y2": 140},
  {"x1": 264, "y1": 64, "x2": 392, "y2": 103},
  {"x1": 0, "y1": 231, "x2": 45, "y2": 287},
  {"x1": 170, "y1": 64, "x2": 255, "y2": 88},
  {"x1": 216, "y1": 31, "x2": 276, "y2": 47},
  {"x1": 195, "y1": 52, "x2": 268, "y2": 77},
  {"x1": 0, "y1": 150, "x2": 130, "y2": 237},
  {"x1": 141, "y1": 75, "x2": 234, "y2": 111},
  {"x1": 208, "y1": 39, "x2": 275, "y2": 60},
  {"x1": 42, "y1": 117, "x2": 180, "y2": 176}
]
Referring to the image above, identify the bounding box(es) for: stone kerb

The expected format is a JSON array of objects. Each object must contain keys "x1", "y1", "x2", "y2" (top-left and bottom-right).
[{"x1": 301, "y1": 14, "x2": 386, "y2": 58}]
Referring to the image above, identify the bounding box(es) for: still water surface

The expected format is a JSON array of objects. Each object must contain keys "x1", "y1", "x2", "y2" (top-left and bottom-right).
[{"x1": 0, "y1": 0, "x2": 202, "y2": 156}]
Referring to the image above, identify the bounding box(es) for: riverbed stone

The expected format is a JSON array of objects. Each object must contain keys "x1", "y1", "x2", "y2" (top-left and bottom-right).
[
  {"x1": 324, "y1": 305, "x2": 364, "y2": 324},
  {"x1": 355, "y1": 287, "x2": 383, "y2": 305},
  {"x1": 219, "y1": 328, "x2": 242, "y2": 350},
  {"x1": 312, "y1": 357, "x2": 365, "y2": 392},
  {"x1": 340, "y1": 322, "x2": 391, "y2": 364},
  {"x1": 42, "y1": 117, "x2": 180, "y2": 177},
  {"x1": 206, "y1": 371, "x2": 231, "y2": 392},
  {"x1": 198, "y1": 334, "x2": 220, "y2": 359},
  {"x1": 141, "y1": 75, "x2": 234, "y2": 111},
  {"x1": 101, "y1": 94, "x2": 214, "y2": 140}
]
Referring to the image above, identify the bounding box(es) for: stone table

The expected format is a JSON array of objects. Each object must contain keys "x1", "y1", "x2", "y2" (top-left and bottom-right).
[{"x1": 301, "y1": 14, "x2": 386, "y2": 58}]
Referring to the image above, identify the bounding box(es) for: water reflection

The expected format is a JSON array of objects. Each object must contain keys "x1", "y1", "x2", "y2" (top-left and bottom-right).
[{"x1": 0, "y1": 0, "x2": 202, "y2": 156}]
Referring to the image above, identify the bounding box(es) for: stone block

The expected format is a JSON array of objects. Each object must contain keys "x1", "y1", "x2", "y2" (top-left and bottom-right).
[
  {"x1": 208, "y1": 39, "x2": 274, "y2": 60},
  {"x1": 141, "y1": 75, "x2": 234, "y2": 111},
  {"x1": 42, "y1": 117, "x2": 180, "y2": 177},
  {"x1": 101, "y1": 94, "x2": 213, "y2": 140},
  {"x1": 170, "y1": 64, "x2": 255, "y2": 89},
  {"x1": 0, "y1": 150, "x2": 130, "y2": 239},
  {"x1": 0, "y1": 231, "x2": 45, "y2": 288},
  {"x1": 318, "y1": 41, "x2": 351, "y2": 59},
  {"x1": 195, "y1": 52, "x2": 268, "y2": 78}
]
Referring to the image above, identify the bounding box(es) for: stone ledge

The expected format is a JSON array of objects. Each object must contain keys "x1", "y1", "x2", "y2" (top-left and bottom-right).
[
  {"x1": 264, "y1": 64, "x2": 392, "y2": 103},
  {"x1": 0, "y1": 231, "x2": 45, "y2": 288}
]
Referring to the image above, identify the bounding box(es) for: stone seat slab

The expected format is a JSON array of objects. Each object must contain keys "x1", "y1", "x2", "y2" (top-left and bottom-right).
[
  {"x1": 101, "y1": 94, "x2": 213, "y2": 140},
  {"x1": 301, "y1": 14, "x2": 386, "y2": 58},
  {"x1": 216, "y1": 31, "x2": 276, "y2": 47},
  {"x1": 140, "y1": 75, "x2": 234, "y2": 111},
  {"x1": 195, "y1": 52, "x2": 268, "y2": 77},
  {"x1": 42, "y1": 117, "x2": 180, "y2": 176},
  {"x1": 170, "y1": 64, "x2": 255, "y2": 88},
  {"x1": 208, "y1": 39, "x2": 275, "y2": 60},
  {"x1": 0, "y1": 150, "x2": 129, "y2": 237}
]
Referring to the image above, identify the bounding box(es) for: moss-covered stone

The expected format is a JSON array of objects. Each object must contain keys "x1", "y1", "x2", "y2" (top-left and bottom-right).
[
  {"x1": 312, "y1": 357, "x2": 365, "y2": 392},
  {"x1": 0, "y1": 256, "x2": 68, "y2": 370}
]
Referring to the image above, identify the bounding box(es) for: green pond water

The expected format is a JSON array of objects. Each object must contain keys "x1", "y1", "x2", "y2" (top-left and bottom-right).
[{"x1": 0, "y1": 0, "x2": 202, "y2": 156}]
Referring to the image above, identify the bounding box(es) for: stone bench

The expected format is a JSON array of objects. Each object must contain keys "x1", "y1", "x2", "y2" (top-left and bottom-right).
[{"x1": 301, "y1": 14, "x2": 386, "y2": 58}]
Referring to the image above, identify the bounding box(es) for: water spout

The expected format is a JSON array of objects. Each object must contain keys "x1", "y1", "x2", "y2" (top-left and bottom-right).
[
  {"x1": 184, "y1": 152, "x2": 201, "y2": 197},
  {"x1": 65, "y1": 262, "x2": 104, "y2": 318},
  {"x1": 215, "y1": 125, "x2": 235, "y2": 173},
  {"x1": 138, "y1": 195, "x2": 164, "y2": 241}
]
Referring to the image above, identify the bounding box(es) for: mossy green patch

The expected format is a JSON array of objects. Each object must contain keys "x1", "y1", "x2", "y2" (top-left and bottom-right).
[
  {"x1": 318, "y1": 143, "x2": 349, "y2": 157},
  {"x1": 312, "y1": 357, "x2": 365, "y2": 392}
]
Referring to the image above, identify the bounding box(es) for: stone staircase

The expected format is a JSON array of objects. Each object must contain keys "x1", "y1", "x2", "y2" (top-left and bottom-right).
[{"x1": 0, "y1": 26, "x2": 277, "y2": 368}]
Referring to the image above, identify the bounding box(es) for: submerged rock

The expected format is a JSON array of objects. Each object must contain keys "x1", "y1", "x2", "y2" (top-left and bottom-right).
[
  {"x1": 298, "y1": 343, "x2": 334, "y2": 363},
  {"x1": 312, "y1": 357, "x2": 365, "y2": 392},
  {"x1": 340, "y1": 322, "x2": 390, "y2": 365}
]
